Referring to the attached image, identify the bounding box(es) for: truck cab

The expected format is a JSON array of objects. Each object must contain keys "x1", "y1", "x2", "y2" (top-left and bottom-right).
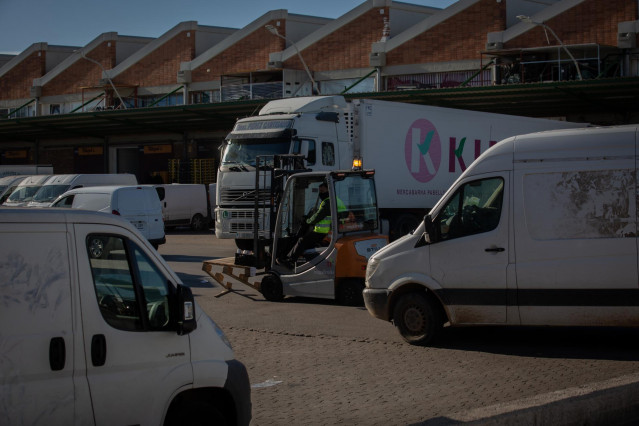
[{"x1": 215, "y1": 96, "x2": 352, "y2": 248}]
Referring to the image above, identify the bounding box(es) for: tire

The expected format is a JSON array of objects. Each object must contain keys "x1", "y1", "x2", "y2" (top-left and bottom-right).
[
  {"x1": 393, "y1": 292, "x2": 442, "y2": 346},
  {"x1": 235, "y1": 239, "x2": 254, "y2": 251},
  {"x1": 191, "y1": 213, "x2": 207, "y2": 231},
  {"x1": 260, "y1": 274, "x2": 284, "y2": 302},
  {"x1": 336, "y1": 279, "x2": 364, "y2": 306},
  {"x1": 391, "y1": 213, "x2": 420, "y2": 241},
  {"x1": 165, "y1": 400, "x2": 228, "y2": 426}
]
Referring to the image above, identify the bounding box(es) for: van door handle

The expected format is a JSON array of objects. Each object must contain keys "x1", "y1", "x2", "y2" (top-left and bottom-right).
[
  {"x1": 91, "y1": 334, "x2": 107, "y2": 367},
  {"x1": 485, "y1": 247, "x2": 505, "y2": 252},
  {"x1": 49, "y1": 337, "x2": 66, "y2": 371}
]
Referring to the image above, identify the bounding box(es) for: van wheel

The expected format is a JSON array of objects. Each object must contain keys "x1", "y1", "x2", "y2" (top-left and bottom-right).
[
  {"x1": 166, "y1": 400, "x2": 228, "y2": 426},
  {"x1": 393, "y1": 292, "x2": 442, "y2": 346},
  {"x1": 191, "y1": 214, "x2": 207, "y2": 231},
  {"x1": 261, "y1": 274, "x2": 284, "y2": 302},
  {"x1": 336, "y1": 279, "x2": 364, "y2": 306}
]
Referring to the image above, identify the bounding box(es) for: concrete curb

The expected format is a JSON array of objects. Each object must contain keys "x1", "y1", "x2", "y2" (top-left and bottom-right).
[{"x1": 419, "y1": 372, "x2": 639, "y2": 425}]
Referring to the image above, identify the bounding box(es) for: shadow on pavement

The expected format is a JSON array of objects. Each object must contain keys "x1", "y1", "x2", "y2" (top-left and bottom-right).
[{"x1": 432, "y1": 325, "x2": 639, "y2": 361}]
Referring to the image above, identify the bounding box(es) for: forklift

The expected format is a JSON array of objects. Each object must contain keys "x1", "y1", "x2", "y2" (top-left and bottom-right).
[{"x1": 203, "y1": 158, "x2": 388, "y2": 305}]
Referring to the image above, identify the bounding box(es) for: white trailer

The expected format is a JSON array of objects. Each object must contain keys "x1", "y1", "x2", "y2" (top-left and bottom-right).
[{"x1": 215, "y1": 96, "x2": 587, "y2": 249}]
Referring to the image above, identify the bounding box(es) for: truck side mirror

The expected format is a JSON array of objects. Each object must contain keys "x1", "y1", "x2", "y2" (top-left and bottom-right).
[{"x1": 176, "y1": 284, "x2": 197, "y2": 335}]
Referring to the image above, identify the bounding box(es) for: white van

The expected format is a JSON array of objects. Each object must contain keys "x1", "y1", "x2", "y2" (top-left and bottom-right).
[
  {"x1": 2, "y1": 174, "x2": 51, "y2": 206},
  {"x1": 0, "y1": 175, "x2": 28, "y2": 204},
  {"x1": 0, "y1": 208, "x2": 251, "y2": 425},
  {"x1": 364, "y1": 126, "x2": 639, "y2": 345},
  {"x1": 154, "y1": 184, "x2": 210, "y2": 231},
  {"x1": 51, "y1": 185, "x2": 166, "y2": 249},
  {"x1": 27, "y1": 173, "x2": 137, "y2": 207}
]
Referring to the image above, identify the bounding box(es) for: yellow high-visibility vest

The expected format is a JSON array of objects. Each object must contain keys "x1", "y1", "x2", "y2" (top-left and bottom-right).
[{"x1": 313, "y1": 197, "x2": 346, "y2": 233}]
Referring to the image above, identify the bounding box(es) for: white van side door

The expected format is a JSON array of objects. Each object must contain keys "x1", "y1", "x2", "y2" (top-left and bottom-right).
[
  {"x1": 0, "y1": 223, "x2": 92, "y2": 425},
  {"x1": 429, "y1": 173, "x2": 510, "y2": 324},
  {"x1": 74, "y1": 224, "x2": 192, "y2": 425}
]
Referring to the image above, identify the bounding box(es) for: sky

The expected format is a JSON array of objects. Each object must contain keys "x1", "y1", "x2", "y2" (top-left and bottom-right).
[{"x1": 0, "y1": 0, "x2": 458, "y2": 55}]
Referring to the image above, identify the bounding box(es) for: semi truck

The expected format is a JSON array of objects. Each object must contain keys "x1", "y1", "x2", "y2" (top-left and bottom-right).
[{"x1": 215, "y1": 96, "x2": 586, "y2": 249}]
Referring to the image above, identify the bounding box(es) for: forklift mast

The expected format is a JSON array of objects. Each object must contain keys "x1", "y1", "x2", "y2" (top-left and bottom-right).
[{"x1": 245, "y1": 154, "x2": 308, "y2": 267}]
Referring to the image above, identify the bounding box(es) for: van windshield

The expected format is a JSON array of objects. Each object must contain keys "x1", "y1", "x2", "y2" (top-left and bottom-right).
[
  {"x1": 32, "y1": 185, "x2": 70, "y2": 203},
  {"x1": 6, "y1": 186, "x2": 42, "y2": 203}
]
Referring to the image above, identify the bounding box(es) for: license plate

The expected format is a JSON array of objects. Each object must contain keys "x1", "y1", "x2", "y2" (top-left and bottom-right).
[{"x1": 132, "y1": 221, "x2": 145, "y2": 230}]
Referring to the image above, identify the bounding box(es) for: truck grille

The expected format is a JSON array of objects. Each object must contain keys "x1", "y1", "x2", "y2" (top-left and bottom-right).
[
  {"x1": 230, "y1": 222, "x2": 268, "y2": 232},
  {"x1": 219, "y1": 188, "x2": 272, "y2": 205},
  {"x1": 230, "y1": 211, "x2": 253, "y2": 219}
]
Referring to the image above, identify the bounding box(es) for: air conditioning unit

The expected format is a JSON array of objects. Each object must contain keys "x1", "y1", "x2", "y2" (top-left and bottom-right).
[
  {"x1": 369, "y1": 52, "x2": 386, "y2": 67},
  {"x1": 177, "y1": 70, "x2": 192, "y2": 83},
  {"x1": 30, "y1": 86, "x2": 42, "y2": 98},
  {"x1": 618, "y1": 32, "x2": 636, "y2": 49}
]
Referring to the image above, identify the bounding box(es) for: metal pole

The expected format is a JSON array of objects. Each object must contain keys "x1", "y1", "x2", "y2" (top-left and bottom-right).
[
  {"x1": 78, "y1": 51, "x2": 128, "y2": 109},
  {"x1": 541, "y1": 23, "x2": 583, "y2": 81},
  {"x1": 265, "y1": 25, "x2": 318, "y2": 95},
  {"x1": 516, "y1": 15, "x2": 582, "y2": 81}
]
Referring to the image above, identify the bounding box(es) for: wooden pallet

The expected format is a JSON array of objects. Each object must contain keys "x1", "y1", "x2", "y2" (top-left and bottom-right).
[{"x1": 202, "y1": 257, "x2": 262, "y2": 298}]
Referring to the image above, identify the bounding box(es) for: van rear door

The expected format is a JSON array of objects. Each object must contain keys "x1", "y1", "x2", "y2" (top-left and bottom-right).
[
  {"x1": 144, "y1": 187, "x2": 165, "y2": 240},
  {"x1": 74, "y1": 224, "x2": 192, "y2": 425},
  {"x1": 115, "y1": 187, "x2": 148, "y2": 237}
]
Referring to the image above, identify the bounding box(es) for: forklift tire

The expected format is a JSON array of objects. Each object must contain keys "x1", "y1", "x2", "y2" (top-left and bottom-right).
[
  {"x1": 336, "y1": 279, "x2": 365, "y2": 306},
  {"x1": 260, "y1": 274, "x2": 284, "y2": 302}
]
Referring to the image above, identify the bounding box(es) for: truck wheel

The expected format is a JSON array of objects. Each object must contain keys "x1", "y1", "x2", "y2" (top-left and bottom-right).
[
  {"x1": 191, "y1": 213, "x2": 207, "y2": 231},
  {"x1": 260, "y1": 274, "x2": 284, "y2": 302},
  {"x1": 336, "y1": 279, "x2": 364, "y2": 306},
  {"x1": 391, "y1": 213, "x2": 420, "y2": 240},
  {"x1": 393, "y1": 292, "x2": 442, "y2": 346},
  {"x1": 235, "y1": 239, "x2": 253, "y2": 251}
]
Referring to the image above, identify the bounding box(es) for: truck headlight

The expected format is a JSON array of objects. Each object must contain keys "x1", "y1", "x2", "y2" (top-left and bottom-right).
[{"x1": 365, "y1": 257, "x2": 380, "y2": 284}]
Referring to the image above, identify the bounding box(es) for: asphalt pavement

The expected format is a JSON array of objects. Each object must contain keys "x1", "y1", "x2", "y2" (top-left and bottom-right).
[{"x1": 160, "y1": 230, "x2": 639, "y2": 425}]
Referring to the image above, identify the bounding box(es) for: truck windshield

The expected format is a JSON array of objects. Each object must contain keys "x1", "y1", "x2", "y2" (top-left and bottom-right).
[{"x1": 222, "y1": 138, "x2": 290, "y2": 167}]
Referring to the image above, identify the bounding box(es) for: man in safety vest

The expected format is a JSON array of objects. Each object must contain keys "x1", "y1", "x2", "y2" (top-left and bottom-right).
[{"x1": 278, "y1": 182, "x2": 346, "y2": 268}]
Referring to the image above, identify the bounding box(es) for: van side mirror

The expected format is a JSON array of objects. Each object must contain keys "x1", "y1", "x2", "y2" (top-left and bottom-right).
[
  {"x1": 416, "y1": 214, "x2": 436, "y2": 247},
  {"x1": 176, "y1": 284, "x2": 197, "y2": 335}
]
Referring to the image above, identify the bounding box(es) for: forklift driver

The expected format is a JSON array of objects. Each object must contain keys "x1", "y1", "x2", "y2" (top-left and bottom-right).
[{"x1": 277, "y1": 182, "x2": 345, "y2": 269}]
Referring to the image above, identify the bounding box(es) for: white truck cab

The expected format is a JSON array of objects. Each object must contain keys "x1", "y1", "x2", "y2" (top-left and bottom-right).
[
  {"x1": 216, "y1": 96, "x2": 350, "y2": 247},
  {"x1": 0, "y1": 209, "x2": 251, "y2": 425},
  {"x1": 364, "y1": 126, "x2": 639, "y2": 345}
]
